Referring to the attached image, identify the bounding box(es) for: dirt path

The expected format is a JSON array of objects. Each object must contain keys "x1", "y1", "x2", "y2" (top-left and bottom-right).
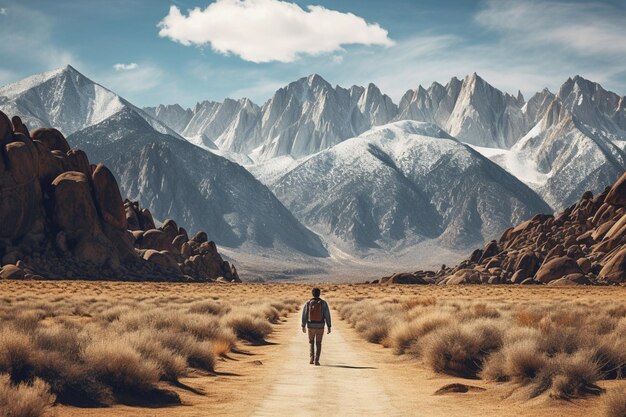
[{"x1": 251, "y1": 311, "x2": 402, "y2": 417}]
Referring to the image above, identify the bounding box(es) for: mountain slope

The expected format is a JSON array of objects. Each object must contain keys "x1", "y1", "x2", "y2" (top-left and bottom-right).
[
  {"x1": 506, "y1": 76, "x2": 626, "y2": 210},
  {"x1": 397, "y1": 73, "x2": 526, "y2": 148},
  {"x1": 66, "y1": 108, "x2": 328, "y2": 257},
  {"x1": 270, "y1": 121, "x2": 550, "y2": 251},
  {"x1": 0, "y1": 65, "x2": 180, "y2": 138}
]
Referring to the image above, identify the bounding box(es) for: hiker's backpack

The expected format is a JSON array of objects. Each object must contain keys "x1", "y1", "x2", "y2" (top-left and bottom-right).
[{"x1": 308, "y1": 299, "x2": 324, "y2": 322}]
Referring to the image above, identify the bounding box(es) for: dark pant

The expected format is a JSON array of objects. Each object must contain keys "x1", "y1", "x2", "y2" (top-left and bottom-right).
[{"x1": 308, "y1": 327, "x2": 324, "y2": 363}]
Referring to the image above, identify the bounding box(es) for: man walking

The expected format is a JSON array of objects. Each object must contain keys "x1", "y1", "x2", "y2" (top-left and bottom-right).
[{"x1": 301, "y1": 288, "x2": 331, "y2": 366}]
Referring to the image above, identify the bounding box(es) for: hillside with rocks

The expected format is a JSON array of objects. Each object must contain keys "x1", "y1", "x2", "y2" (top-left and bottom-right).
[
  {"x1": 0, "y1": 110, "x2": 239, "y2": 282},
  {"x1": 379, "y1": 172, "x2": 626, "y2": 285}
]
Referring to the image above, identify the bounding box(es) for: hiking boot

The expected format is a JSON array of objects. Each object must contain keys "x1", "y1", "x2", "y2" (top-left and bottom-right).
[
  {"x1": 314, "y1": 361, "x2": 320, "y2": 366},
  {"x1": 310, "y1": 358, "x2": 314, "y2": 365}
]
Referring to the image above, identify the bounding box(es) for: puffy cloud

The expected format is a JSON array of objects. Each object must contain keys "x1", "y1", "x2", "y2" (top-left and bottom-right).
[
  {"x1": 158, "y1": 0, "x2": 393, "y2": 63},
  {"x1": 113, "y1": 62, "x2": 139, "y2": 71}
]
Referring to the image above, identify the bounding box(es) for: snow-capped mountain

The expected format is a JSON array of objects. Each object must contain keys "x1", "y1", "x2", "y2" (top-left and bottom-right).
[
  {"x1": 146, "y1": 74, "x2": 398, "y2": 161},
  {"x1": 510, "y1": 76, "x2": 626, "y2": 209},
  {"x1": 66, "y1": 108, "x2": 328, "y2": 257},
  {"x1": 397, "y1": 73, "x2": 526, "y2": 148},
  {"x1": 146, "y1": 72, "x2": 625, "y2": 213},
  {"x1": 143, "y1": 103, "x2": 193, "y2": 133},
  {"x1": 0, "y1": 65, "x2": 181, "y2": 138},
  {"x1": 0, "y1": 66, "x2": 327, "y2": 258},
  {"x1": 268, "y1": 121, "x2": 550, "y2": 251}
]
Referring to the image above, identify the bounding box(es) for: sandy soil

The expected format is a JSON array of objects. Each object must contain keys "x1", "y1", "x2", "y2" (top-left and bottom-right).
[{"x1": 1, "y1": 281, "x2": 624, "y2": 417}]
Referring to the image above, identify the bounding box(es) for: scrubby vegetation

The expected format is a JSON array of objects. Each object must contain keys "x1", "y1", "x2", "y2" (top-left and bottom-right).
[
  {"x1": 0, "y1": 283, "x2": 298, "y2": 415},
  {"x1": 338, "y1": 295, "x2": 626, "y2": 400}
]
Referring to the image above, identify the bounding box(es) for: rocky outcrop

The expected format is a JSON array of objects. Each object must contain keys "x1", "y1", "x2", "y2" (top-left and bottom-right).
[
  {"x1": 380, "y1": 171, "x2": 626, "y2": 285},
  {"x1": 0, "y1": 111, "x2": 239, "y2": 282}
]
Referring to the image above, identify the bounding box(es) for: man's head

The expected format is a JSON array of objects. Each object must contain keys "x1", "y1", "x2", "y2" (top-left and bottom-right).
[{"x1": 312, "y1": 288, "x2": 321, "y2": 298}]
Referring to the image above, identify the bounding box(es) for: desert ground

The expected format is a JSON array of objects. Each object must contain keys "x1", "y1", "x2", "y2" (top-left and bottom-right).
[{"x1": 1, "y1": 281, "x2": 625, "y2": 417}]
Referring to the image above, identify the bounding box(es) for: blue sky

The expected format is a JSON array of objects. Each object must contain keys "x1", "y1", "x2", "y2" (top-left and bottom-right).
[{"x1": 1, "y1": 0, "x2": 625, "y2": 107}]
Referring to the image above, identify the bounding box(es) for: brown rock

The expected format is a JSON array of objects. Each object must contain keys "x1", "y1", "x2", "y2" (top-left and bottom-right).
[
  {"x1": 576, "y1": 257, "x2": 592, "y2": 274},
  {"x1": 384, "y1": 272, "x2": 428, "y2": 285},
  {"x1": 172, "y1": 234, "x2": 186, "y2": 251},
  {"x1": 0, "y1": 111, "x2": 11, "y2": 143},
  {"x1": 446, "y1": 269, "x2": 481, "y2": 285},
  {"x1": 547, "y1": 274, "x2": 589, "y2": 286},
  {"x1": 5, "y1": 141, "x2": 37, "y2": 185},
  {"x1": 180, "y1": 242, "x2": 192, "y2": 258},
  {"x1": 139, "y1": 209, "x2": 156, "y2": 230},
  {"x1": 143, "y1": 250, "x2": 180, "y2": 273},
  {"x1": 31, "y1": 128, "x2": 70, "y2": 153},
  {"x1": 479, "y1": 240, "x2": 499, "y2": 263},
  {"x1": 604, "y1": 213, "x2": 626, "y2": 242},
  {"x1": 66, "y1": 149, "x2": 91, "y2": 177},
  {"x1": 11, "y1": 116, "x2": 30, "y2": 138},
  {"x1": 138, "y1": 229, "x2": 175, "y2": 252},
  {"x1": 434, "y1": 384, "x2": 486, "y2": 395},
  {"x1": 161, "y1": 219, "x2": 179, "y2": 242},
  {"x1": 51, "y1": 171, "x2": 101, "y2": 239},
  {"x1": 192, "y1": 231, "x2": 208, "y2": 244},
  {"x1": 605, "y1": 172, "x2": 626, "y2": 207},
  {"x1": 599, "y1": 246, "x2": 626, "y2": 283},
  {"x1": 73, "y1": 236, "x2": 111, "y2": 266},
  {"x1": 91, "y1": 164, "x2": 126, "y2": 229},
  {"x1": 535, "y1": 256, "x2": 582, "y2": 283},
  {"x1": 33, "y1": 140, "x2": 64, "y2": 185},
  {"x1": 513, "y1": 251, "x2": 540, "y2": 278}
]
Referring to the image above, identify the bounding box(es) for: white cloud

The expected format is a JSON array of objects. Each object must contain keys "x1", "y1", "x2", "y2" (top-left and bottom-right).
[
  {"x1": 158, "y1": 0, "x2": 394, "y2": 63},
  {"x1": 113, "y1": 62, "x2": 138, "y2": 71},
  {"x1": 475, "y1": 0, "x2": 626, "y2": 55},
  {"x1": 0, "y1": 8, "x2": 7, "y2": 15}
]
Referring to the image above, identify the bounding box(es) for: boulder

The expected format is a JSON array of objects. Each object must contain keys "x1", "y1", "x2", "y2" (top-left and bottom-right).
[
  {"x1": 5, "y1": 141, "x2": 37, "y2": 185},
  {"x1": 65, "y1": 149, "x2": 91, "y2": 177},
  {"x1": 0, "y1": 111, "x2": 11, "y2": 143},
  {"x1": 535, "y1": 256, "x2": 582, "y2": 283},
  {"x1": 513, "y1": 251, "x2": 540, "y2": 278},
  {"x1": 446, "y1": 269, "x2": 481, "y2": 285},
  {"x1": 599, "y1": 246, "x2": 626, "y2": 283},
  {"x1": 73, "y1": 235, "x2": 112, "y2": 267},
  {"x1": 139, "y1": 209, "x2": 156, "y2": 230},
  {"x1": 143, "y1": 250, "x2": 181, "y2": 273},
  {"x1": 92, "y1": 164, "x2": 126, "y2": 229},
  {"x1": 385, "y1": 272, "x2": 428, "y2": 285},
  {"x1": 51, "y1": 171, "x2": 101, "y2": 239},
  {"x1": 192, "y1": 231, "x2": 208, "y2": 244},
  {"x1": 138, "y1": 229, "x2": 175, "y2": 252},
  {"x1": 604, "y1": 214, "x2": 626, "y2": 242},
  {"x1": 479, "y1": 240, "x2": 499, "y2": 263},
  {"x1": 605, "y1": 172, "x2": 626, "y2": 207},
  {"x1": 576, "y1": 257, "x2": 592, "y2": 274},
  {"x1": 33, "y1": 141, "x2": 64, "y2": 185},
  {"x1": 10, "y1": 116, "x2": 29, "y2": 138},
  {"x1": 31, "y1": 128, "x2": 70, "y2": 153},
  {"x1": 547, "y1": 274, "x2": 589, "y2": 286}
]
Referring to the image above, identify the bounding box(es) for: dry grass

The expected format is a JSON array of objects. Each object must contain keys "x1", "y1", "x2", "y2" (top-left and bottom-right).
[
  {"x1": 0, "y1": 282, "x2": 300, "y2": 413},
  {"x1": 337, "y1": 290, "x2": 626, "y2": 400},
  {"x1": 0, "y1": 375, "x2": 54, "y2": 417}
]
